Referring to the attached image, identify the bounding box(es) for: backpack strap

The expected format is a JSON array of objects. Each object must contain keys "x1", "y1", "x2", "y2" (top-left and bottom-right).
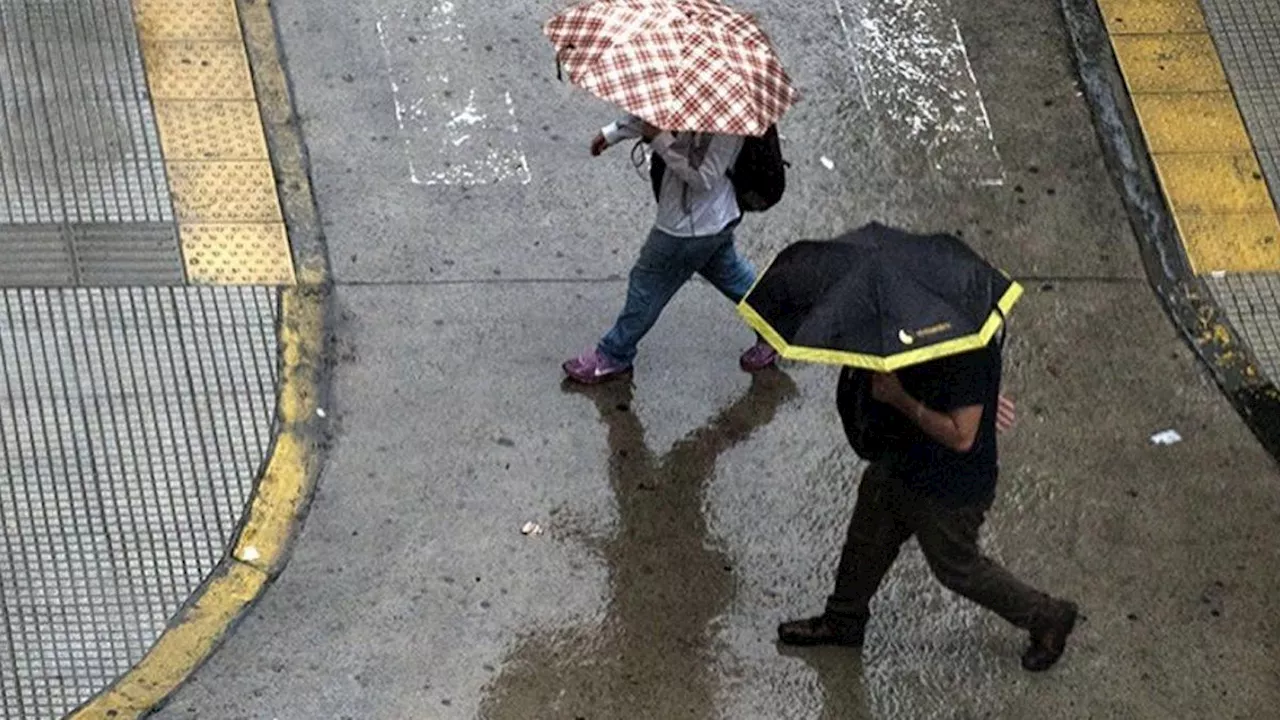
[
  {"x1": 687, "y1": 133, "x2": 713, "y2": 170},
  {"x1": 647, "y1": 142, "x2": 665, "y2": 202}
]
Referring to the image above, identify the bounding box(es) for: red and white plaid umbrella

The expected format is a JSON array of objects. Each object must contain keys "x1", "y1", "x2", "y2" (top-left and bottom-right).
[{"x1": 545, "y1": 0, "x2": 798, "y2": 136}]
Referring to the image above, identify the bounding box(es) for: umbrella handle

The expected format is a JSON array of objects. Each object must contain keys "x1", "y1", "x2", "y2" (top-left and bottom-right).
[
  {"x1": 555, "y1": 44, "x2": 575, "y2": 82},
  {"x1": 993, "y1": 306, "x2": 1007, "y2": 349}
]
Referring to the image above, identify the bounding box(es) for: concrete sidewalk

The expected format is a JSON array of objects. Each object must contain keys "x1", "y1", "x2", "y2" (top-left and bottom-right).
[{"x1": 149, "y1": 0, "x2": 1280, "y2": 718}]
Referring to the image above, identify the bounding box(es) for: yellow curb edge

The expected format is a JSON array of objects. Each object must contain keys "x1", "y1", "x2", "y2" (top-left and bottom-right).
[{"x1": 65, "y1": 1, "x2": 331, "y2": 717}]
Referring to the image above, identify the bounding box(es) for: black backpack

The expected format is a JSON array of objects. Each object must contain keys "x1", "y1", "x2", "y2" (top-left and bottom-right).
[
  {"x1": 835, "y1": 367, "x2": 911, "y2": 462},
  {"x1": 648, "y1": 125, "x2": 787, "y2": 212}
]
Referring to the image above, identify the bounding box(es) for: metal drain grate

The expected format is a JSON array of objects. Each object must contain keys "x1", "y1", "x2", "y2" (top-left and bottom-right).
[
  {"x1": 1207, "y1": 273, "x2": 1280, "y2": 381},
  {"x1": 0, "y1": 223, "x2": 185, "y2": 287},
  {"x1": 1257, "y1": 148, "x2": 1280, "y2": 211},
  {"x1": 0, "y1": 286, "x2": 278, "y2": 719}
]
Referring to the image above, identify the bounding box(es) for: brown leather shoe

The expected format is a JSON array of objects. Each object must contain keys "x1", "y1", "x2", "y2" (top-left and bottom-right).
[
  {"x1": 777, "y1": 615, "x2": 866, "y2": 647},
  {"x1": 1022, "y1": 601, "x2": 1079, "y2": 672}
]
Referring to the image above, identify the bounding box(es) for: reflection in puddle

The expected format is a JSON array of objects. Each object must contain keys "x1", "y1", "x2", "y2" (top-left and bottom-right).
[{"x1": 481, "y1": 372, "x2": 797, "y2": 719}]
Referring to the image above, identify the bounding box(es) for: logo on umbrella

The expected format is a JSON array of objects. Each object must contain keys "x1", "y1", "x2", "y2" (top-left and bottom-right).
[{"x1": 902, "y1": 322, "x2": 954, "y2": 345}]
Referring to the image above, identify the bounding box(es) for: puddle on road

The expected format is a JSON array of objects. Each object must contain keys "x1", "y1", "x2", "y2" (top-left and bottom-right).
[
  {"x1": 480, "y1": 372, "x2": 798, "y2": 719},
  {"x1": 703, "y1": 396, "x2": 1006, "y2": 720}
]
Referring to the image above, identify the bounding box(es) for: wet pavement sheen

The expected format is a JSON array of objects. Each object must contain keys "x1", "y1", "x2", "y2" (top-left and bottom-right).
[
  {"x1": 481, "y1": 373, "x2": 799, "y2": 719},
  {"x1": 153, "y1": 0, "x2": 1280, "y2": 717}
]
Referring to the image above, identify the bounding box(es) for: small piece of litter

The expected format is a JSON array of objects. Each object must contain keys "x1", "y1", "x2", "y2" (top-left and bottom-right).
[
  {"x1": 316, "y1": 407, "x2": 327, "y2": 418},
  {"x1": 820, "y1": 156, "x2": 835, "y2": 170},
  {"x1": 1150, "y1": 429, "x2": 1182, "y2": 446},
  {"x1": 1210, "y1": 270, "x2": 1226, "y2": 278},
  {"x1": 242, "y1": 546, "x2": 261, "y2": 561},
  {"x1": 521, "y1": 521, "x2": 544, "y2": 536}
]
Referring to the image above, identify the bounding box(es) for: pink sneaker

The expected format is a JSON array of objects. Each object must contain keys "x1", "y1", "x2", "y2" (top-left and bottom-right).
[
  {"x1": 563, "y1": 348, "x2": 633, "y2": 384},
  {"x1": 739, "y1": 340, "x2": 779, "y2": 373}
]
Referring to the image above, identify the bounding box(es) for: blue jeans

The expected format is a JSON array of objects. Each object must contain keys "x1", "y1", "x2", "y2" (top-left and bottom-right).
[{"x1": 598, "y1": 224, "x2": 756, "y2": 365}]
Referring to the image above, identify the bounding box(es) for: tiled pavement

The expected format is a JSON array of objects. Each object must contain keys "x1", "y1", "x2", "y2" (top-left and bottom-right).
[{"x1": 0, "y1": 0, "x2": 292, "y2": 716}]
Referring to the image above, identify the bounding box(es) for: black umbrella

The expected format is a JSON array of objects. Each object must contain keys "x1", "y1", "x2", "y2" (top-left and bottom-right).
[{"x1": 738, "y1": 222, "x2": 1021, "y2": 371}]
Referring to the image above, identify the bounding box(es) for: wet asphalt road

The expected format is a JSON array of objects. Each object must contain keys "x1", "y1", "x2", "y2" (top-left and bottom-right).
[{"x1": 157, "y1": 0, "x2": 1280, "y2": 718}]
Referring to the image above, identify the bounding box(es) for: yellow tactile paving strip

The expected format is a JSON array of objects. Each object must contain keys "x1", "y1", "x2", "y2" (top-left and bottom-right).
[
  {"x1": 134, "y1": 0, "x2": 295, "y2": 285},
  {"x1": 1100, "y1": 0, "x2": 1280, "y2": 273}
]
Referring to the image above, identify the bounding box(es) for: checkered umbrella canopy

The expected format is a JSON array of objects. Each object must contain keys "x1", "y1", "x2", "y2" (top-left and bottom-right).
[{"x1": 545, "y1": 0, "x2": 798, "y2": 136}]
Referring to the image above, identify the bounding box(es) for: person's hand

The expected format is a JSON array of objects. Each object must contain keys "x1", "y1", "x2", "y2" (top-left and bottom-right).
[
  {"x1": 997, "y1": 394, "x2": 1016, "y2": 432},
  {"x1": 590, "y1": 133, "x2": 609, "y2": 156},
  {"x1": 870, "y1": 372, "x2": 907, "y2": 406}
]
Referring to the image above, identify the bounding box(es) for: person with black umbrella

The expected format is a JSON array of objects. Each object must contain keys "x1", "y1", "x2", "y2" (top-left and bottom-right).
[{"x1": 740, "y1": 223, "x2": 1079, "y2": 672}]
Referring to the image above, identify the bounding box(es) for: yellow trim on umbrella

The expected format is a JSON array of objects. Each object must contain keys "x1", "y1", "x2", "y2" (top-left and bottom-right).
[{"x1": 737, "y1": 281, "x2": 1024, "y2": 372}]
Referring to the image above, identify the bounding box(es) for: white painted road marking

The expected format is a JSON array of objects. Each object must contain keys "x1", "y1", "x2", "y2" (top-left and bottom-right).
[
  {"x1": 376, "y1": 3, "x2": 531, "y2": 186},
  {"x1": 832, "y1": 0, "x2": 873, "y2": 111},
  {"x1": 834, "y1": 0, "x2": 1005, "y2": 185}
]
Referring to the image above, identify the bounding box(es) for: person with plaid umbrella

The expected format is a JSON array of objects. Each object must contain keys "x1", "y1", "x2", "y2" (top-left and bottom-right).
[
  {"x1": 562, "y1": 116, "x2": 777, "y2": 383},
  {"x1": 546, "y1": 0, "x2": 798, "y2": 384}
]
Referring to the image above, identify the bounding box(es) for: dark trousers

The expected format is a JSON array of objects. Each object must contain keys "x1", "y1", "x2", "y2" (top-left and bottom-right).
[{"x1": 826, "y1": 462, "x2": 1057, "y2": 630}]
